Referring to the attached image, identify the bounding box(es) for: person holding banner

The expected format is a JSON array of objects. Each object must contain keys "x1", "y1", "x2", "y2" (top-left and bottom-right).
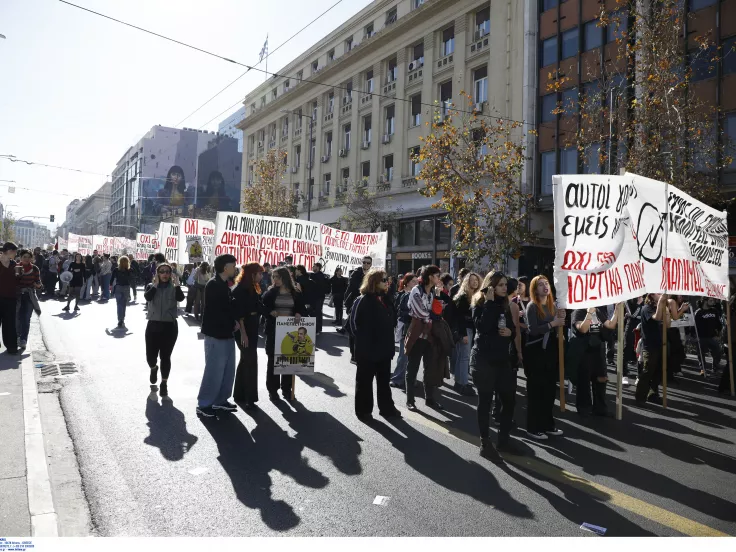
[
  {"x1": 525, "y1": 275, "x2": 566, "y2": 440},
  {"x1": 351, "y1": 268, "x2": 402, "y2": 422},
  {"x1": 570, "y1": 305, "x2": 621, "y2": 417},
  {"x1": 232, "y1": 262, "x2": 264, "y2": 409},
  {"x1": 261, "y1": 267, "x2": 307, "y2": 401},
  {"x1": 635, "y1": 294, "x2": 670, "y2": 405}
]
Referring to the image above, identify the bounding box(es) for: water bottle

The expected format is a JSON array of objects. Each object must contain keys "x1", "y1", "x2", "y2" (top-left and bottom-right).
[{"x1": 498, "y1": 313, "x2": 506, "y2": 329}]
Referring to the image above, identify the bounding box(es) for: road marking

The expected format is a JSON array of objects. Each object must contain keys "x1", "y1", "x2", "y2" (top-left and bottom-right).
[
  {"x1": 373, "y1": 495, "x2": 390, "y2": 506},
  {"x1": 401, "y1": 408, "x2": 729, "y2": 537}
]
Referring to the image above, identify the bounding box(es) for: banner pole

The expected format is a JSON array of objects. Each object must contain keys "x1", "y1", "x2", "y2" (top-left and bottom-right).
[
  {"x1": 728, "y1": 299, "x2": 735, "y2": 397},
  {"x1": 558, "y1": 327, "x2": 565, "y2": 412},
  {"x1": 616, "y1": 302, "x2": 624, "y2": 420},
  {"x1": 292, "y1": 375, "x2": 296, "y2": 401},
  {"x1": 662, "y1": 179, "x2": 669, "y2": 409}
]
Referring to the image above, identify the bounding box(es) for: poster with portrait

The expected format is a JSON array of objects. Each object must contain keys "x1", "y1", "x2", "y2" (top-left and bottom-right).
[
  {"x1": 177, "y1": 217, "x2": 215, "y2": 265},
  {"x1": 273, "y1": 316, "x2": 317, "y2": 375}
]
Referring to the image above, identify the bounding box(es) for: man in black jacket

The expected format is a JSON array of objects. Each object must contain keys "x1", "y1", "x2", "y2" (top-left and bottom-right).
[
  {"x1": 340, "y1": 257, "x2": 373, "y2": 358},
  {"x1": 310, "y1": 262, "x2": 331, "y2": 334},
  {"x1": 196, "y1": 254, "x2": 239, "y2": 418}
]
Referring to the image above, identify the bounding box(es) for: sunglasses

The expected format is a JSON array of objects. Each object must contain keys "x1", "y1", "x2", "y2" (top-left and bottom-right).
[{"x1": 363, "y1": 261, "x2": 372, "y2": 265}]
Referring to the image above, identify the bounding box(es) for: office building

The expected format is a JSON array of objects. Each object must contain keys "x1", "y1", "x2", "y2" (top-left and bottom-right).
[
  {"x1": 239, "y1": 0, "x2": 524, "y2": 274},
  {"x1": 74, "y1": 182, "x2": 112, "y2": 235},
  {"x1": 218, "y1": 106, "x2": 246, "y2": 152},
  {"x1": 12, "y1": 220, "x2": 51, "y2": 248}
]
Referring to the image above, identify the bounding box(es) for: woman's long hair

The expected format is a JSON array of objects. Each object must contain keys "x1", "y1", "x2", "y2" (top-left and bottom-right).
[
  {"x1": 164, "y1": 165, "x2": 186, "y2": 194},
  {"x1": 360, "y1": 268, "x2": 387, "y2": 296},
  {"x1": 119, "y1": 256, "x2": 130, "y2": 271},
  {"x1": 530, "y1": 275, "x2": 555, "y2": 318},
  {"x1": 398, "y1": 272, "x2": 416, "y2": 292},
  {"x1": 235, "y1": 262, "x2": 264, "y2": 294},
  {"x1": 472, "y1": 271, "x2": 508, "y2": 310},
  {"x1": 272, "y1": 266, "x2": 297, "y2": 294},
  {"x1": 455, "y1": 272, "x2": 481, "y2": 303}
]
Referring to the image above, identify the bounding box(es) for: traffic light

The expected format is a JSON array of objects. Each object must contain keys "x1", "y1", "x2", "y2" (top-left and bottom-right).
[{"x1": 50, "y1": 215, "x2": 55, "y2": 222}]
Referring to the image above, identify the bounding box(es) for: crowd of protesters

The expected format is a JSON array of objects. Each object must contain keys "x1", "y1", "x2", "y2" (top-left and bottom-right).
[{"x1": 3, "y1": 240, "x2": 733, "y2": 467}]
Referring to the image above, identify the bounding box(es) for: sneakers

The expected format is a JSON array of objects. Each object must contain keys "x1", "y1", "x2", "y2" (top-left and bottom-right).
[
  {"x1": 149, "y1": 366, "x2": 158, "y2": 384},
  {"x1": 622, "y1": 376, "x2": 630, "y2": 386},
  {"x1": 159, "y1": 381, "x2": 168, "y2": 397},
  {"x1": 479, "y1": 439, "x2": 504, "y2": 464},
  {"x1": 379, "y1": 408, "x2": 402, "y2": 419},
  {"x1": 546, "y1": 428, "x2": 564, "y2": 437},
  {"x1": 527, "y1": 431, "x2": 549, "y2": 441},
  {"x1": 62, "y1": 306, "x2": 70, "y2": 312},
  {"x1": 213, "y1": 401, "x2": 238, "y2": 412},
  {"x1": 74, "y1": 306, "x2": 80, "y2": 312},
  {"x1": 18, "y1": 339, "x2": 27, "y2": 350},
  {"x1": 196, "y1": 406, "x2": 216, "y2": 418}
]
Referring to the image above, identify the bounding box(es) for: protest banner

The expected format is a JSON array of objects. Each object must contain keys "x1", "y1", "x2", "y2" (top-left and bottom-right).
[
  {"x1": 136, "y1": 232, "x2": 159, "y2": 261},
  {"x1": 553, "y1": 173, "x2": 728, "y2": 309},
  {"x1": 56, "y1": 237, "x2": 68, "y2": 251},
  {"x1": 158, "y1": 222, "x2": 180, "y2": 263},
  {"x1": 93, "y1": 235, "x2": 114, "y2": 256},
  {"x1": 112, "y1": 237, "x2": 136, "y2": 256},
  {"x1": 213, "y1": 212, "x2": 322, "y2": 269},
  {"x1": 67, "y1": 233, "x2": 93, "y2": 256},
  {"x1": 273, "y1": 316, "x2": 316, "y2": 375},
  {"x1": 320, "y1": 226, "x2": 388, "y2": 276},
  {"x1": 177, "y1": 217, "x2": 215, "y2": 265}
]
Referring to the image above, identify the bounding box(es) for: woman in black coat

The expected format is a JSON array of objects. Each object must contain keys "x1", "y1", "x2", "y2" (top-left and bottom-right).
[
  {"x1": 232, "y1": 262, "x2": 264, "y2": 408},
  {"x1": 261, "y1": 267, "x2": 307, "y2": 401},
  {"x1": 470, "y1": 271, "x2": 517, "y2": 463},
  {"x1": 352, "y1": 268, "x2": 402, "y2": 422},
  {"x1": 330, "y1": 267, "x2": 348, "y2": 326}
]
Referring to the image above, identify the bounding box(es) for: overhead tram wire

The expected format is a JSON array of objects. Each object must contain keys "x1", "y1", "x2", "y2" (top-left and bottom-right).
[
  {"x1": 0, "y1": 155, "x2": 111, "y2": 177},
  {"x1": 175, "y1": 0, "x2": 346, "y2": 127},
  {"x1": 58, "y1": 0, "x2": 544, "y2": 132}
]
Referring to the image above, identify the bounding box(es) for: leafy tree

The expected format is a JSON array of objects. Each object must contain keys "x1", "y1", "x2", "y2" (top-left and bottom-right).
[
  {"x1": 0, "y1": 213, "x2": 16, "y2": 243},
  {"x1": 417, "y1": 95, "x2": 538, "y2": 267},
  {"x1": 553, "y1": 0, "x2": 734, "y2": 206},
  {"x1": 241, "y1": 148, "x2": 298, "y2": 218},
  {"x1": 334, "y1": 179, "x2": 403, "y2": 233}
]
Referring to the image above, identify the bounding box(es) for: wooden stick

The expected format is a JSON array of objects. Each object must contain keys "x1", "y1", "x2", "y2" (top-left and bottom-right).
[
  {"x1": 728, "y1": 301, "x2": 735, "y2": 397},
  {"x1": 662, "y1": 299, "x2": 668, "y2": 409},
  {"x1": 558, "y1": 326, "x2": 566, "y2": 412},
  {"x1": 616, "y1": 302, "x2": 624, "y2": 420},
  {"x1": 292, "y1": 374, "x2": 296, "y2": 401}
]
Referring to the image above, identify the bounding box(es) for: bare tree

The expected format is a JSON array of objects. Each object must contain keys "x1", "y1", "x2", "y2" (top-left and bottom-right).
[
  {"x1": 335, "y1": 179, "x2": 403, "y2": 233},
  {"x1": 241, "y1": 148, "x2": 298, "y2": 218}
]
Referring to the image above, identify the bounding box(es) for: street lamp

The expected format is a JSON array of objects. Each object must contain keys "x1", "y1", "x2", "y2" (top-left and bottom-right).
[{"x1": 281, "y1": 109, "x2": 315, "y2": 221}]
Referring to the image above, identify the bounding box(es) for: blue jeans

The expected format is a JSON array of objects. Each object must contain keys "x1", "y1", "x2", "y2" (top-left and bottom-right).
[
  {"x1": 16, "y1": 294, "x2": 33, "y2": 342},
  {"x1": 100, "y1": 274, "x2": 111, "y2": 299},
  {"x1": 454, "y1": 329, "x2": 474, "y2": 386},
  {"x1": 197, "y1": 336, "x2": 236, "y2": 408},
  {"x1": 391, "y1": 336, "x2": 408, "y2": 385},
  {"x1": 115, "y1": 286, "x2": 129, "y2": 322}
]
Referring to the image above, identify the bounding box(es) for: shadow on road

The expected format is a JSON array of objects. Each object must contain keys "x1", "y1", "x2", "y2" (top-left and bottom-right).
[
  {"x1": 105, "y1": 328, "x2": 133, "y2": 338},
  {"x1": 0, "y1": 353, "x2": 22, "y2": 371},
  {"x1": 298, "y1": 371, "x2": 348, "y2": 398},
  {"x1": 143, "y1": 391, "x2": 198, "y2": 461}
]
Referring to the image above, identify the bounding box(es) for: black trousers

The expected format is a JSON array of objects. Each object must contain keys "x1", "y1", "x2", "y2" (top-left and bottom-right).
[
  {"x1": 576, "y1": 344, "x2": 607, "y2": 410},
  {"x1": 406, "y1": 338, "x2": 434, "y2": 403},
  {"x1": 0, "y1": 297, "x2": 18, "y2": 353},
  {"x1": 525, "y1": 342, "x2": 558, "y2": 434},
  {"x1": 145, "y1": 321, "x2": 178, "y2": 379},
  {"x1": 234, "y1": 321, "x2": 259, "y2": 404},
  {"x1": 636, "y1": 348, "x2": 663, "y2": 402},
  {"x1": 624, "y1": 320, "x2": 637, "y2": 376},
  {"x1": 266, "y1": 354, "x2": 293, "y2": 395},
  {"x1": 475, "y1": 360, "x2": 516, "y2": 443},
  {"x1": 355, "y1": 359, "x2": 395, "y2": 416},
  {"x1": 315, "y1": 296, "x2": 325, "y2": 333},
  {"x1": 333, "y1": 294, "x2": 344, "y2": 325}
]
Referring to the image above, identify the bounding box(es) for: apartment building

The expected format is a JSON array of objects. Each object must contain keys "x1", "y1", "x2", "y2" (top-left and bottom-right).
[{"x1": 239, "y1": 0, "x2": 525, "y2": 275}]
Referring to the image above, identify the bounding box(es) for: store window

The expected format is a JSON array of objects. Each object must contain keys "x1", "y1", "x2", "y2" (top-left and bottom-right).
[{"x1": 399, "y1": 221, "x2": 415, "y2": 246}]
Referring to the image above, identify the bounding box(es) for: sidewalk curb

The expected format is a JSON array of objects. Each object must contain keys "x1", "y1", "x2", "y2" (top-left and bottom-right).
[{"x1": 21, "y1": 353, "x2": 58, "y2": 537}]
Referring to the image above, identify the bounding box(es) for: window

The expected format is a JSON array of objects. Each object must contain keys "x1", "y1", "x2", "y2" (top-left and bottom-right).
[
  {"x1": 346, "y1": 36, "x2": 353, "y2": 51},
  {"x1": 584, "y1": 20, "x2": 603, "y2": 51},
  {"x1": 387, "y1": 57, "x2": 398, "y2": 82},
  {"x1": 344, "y1": 124, "x2": 351, "y2": 150},
  {"x1": 414, "y1": 0, "x2": 426, "y2": 7},
  {"x1": 561, "y1": 146, "x2": 578, "y2": 175},
  {"x1": 410, "y1": 146, "x2": 421, "y2": 176},
  {"x1": 323, "y1": 174, "x2": 331, "y2": 195},
  {"x1": 312, "y1": 60, "x2": 319, "y2": 72},
  {"x1": 689, "y1": 47, "x2": 716, "y2": 81},
  {"x1": 473, "y1": 66, "x2": 488, "y2": 104},
  {"x1": 561, "y1": 87, "x2": 579, "y2": 116},
  {"x1": 386, "y1": 7, "x2": 397, "y2": 25},
  {"x1": 476, "y1": 6, "x2": 490, "y2": 38},
  {"x1": 325, "y1": 132, "x2": 333, "y2": 156},
  {"x1": 270, "y1": 123, "x2": 276, "y2": 141},
  {"x1": 542, "y1": 36, "x2": 558, "y2": 66},
  {"x1": 723, "y1": 37, "x2": 736, "y2": 75},
  {"x1": 561, "y1": 27, "x2": 579, "y2": 59},
  {"x1": 583, "y1": 80, "x2": 602, "y2": 109},
  {"x1": 310, "y1": 140, "x2": 316, "y2": 166},
  {"x1": 385, "y1": 105, "x2": 395, "y2": 135},
  {"x1": 345, "y1": 80, "x2": 353, "y2": 102},
  {"x1": 442, "y1": 27, "x2": 455, "y2": 56},
  {"x1": 361, "y1": 161, "x2": 371, "y2": 181},
  {"x1": 413, "y1": 43, "x2": 424, "y2": 64},
  {"x1": 689, "y1": 0, "x2": 717, "y2": 10},
  {"x1": 312, "y1": 101, "x2": 318, "y2": 121},
  {"x1": 328, "y1": 92, "x2": 335, "y2": 113},
  {"x1": 436, "y1": 219, "x2": 451, "y2": 245},
  {"x1": 540, "y1": 151, "x2": 557, "y2": 195},
  {"x1": 365, "y1": 23, "x2": 374, "y2": 38},
  {"x1": 584, "y1": 143, "x2": 602, "y2": 174},
  {"x1": 295, "y1": 145, "x2": 301, "y2": 167},
  {"x1": 440, "y1": 81, "x2": 452, "y2": 114},
  {"x1": 725, "y1": 113, "x2": 736, "y2": 171},
  {"x1": 365, "y1": 70, "x2": 374, "y2": 93},
  {"x1": 399, "y1": 221, "x2": 415, "y2": 246},
  {"x1": 272, "y1": 89, "x2": 278, "y2": 100},
  {"x1": 284, "y1": 79, "x2": 290, "y2": 92},
  {"x1": 607, "y1": 10, "x2": 628, "y2": 43},
  {"x1": 543, "y1": 0, "x2": 558, "y2": 10},
  {"x1": 297, "y1": 70, "x2": 303, "y2": 81},
  {"x1": 384, "y1": 155, "x2": 394, "y2": 180},
  {"x1": 541, "y1": 93, "x2": 556, "y2": 123},
  {"x1": 260, "y1": 96, "x2": 266, "y2": 107},
  {"x1": 342, "y1": 167, "x2": 350, "y2": 186},
  {"x1": 328, "y1": 49, "x2": 335, "y2": 63},
  {"x1": 258, "y1": 129, "x2": 265, "y2": 142},
  {"x1": 410, "y1": 94, "x2": 422, "y2": 126},
  {"x1": 363, "y1": 115, "x2": 372, "y2": 144},
  {"x1": 295, "y1": 108, "x2": 303, "y2": 128}
]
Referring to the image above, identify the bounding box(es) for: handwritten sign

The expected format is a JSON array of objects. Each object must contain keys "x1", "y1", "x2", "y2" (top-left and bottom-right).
[
  {"x1": 320, "y1": 226, "x2": 387, "y2": 276},
  {"x1": 177, "y1": 217, "x2": 215, "y2": 265},
  {"x1": 136, "y1": 232, "x2": 159, "y2": 261},
  {"x1": 553, "y1": 173, "x2": 728, "y2": 308},
  {"x1": 157, "y1": 222, "x2": 179, "y2": 263}
]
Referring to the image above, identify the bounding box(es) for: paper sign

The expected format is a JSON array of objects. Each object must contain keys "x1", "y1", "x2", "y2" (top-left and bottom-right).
[
  {"x1": 273, "y1": 316, "x2": 317, "y2": 375},
  {"x1": 178, "y1": 217, "x2": 215, "y2": 265},
  {"x1": 553, "y1": 173, "x2": 728, "y2": 308},
  {"x1": 320, "y1": 226, "x2": 387, "y2": 276},
  {"x1": 158, "y1": 222, "x2": 180, "y2": 263},
  {"x1": 136, "y1": 232, "x2": 159, "y2": 261}
]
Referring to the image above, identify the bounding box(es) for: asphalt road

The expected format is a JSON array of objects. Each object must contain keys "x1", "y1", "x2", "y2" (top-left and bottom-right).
[{"x1": 35, "y1": 291, "x2": 736, "y2": 536}]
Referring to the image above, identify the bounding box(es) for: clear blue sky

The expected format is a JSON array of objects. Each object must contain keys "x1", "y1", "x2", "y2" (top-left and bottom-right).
[{"x1": 0, "y1": 0, "x2": 372, "y2": 234}]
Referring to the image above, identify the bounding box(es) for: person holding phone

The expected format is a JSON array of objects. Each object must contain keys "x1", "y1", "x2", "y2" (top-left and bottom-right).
[
  {"x1": 525, "y1": 275, "x2": 566, "y2": 440},
  {"x1": 232, "y1": 262, "x2": 264, "y2": 408},
  {"x1": 144, "y1": 263, "x2": 184, "y2": 397}
]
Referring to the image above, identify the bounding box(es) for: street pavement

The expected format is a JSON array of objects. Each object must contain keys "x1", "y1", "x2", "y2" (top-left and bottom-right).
[{"x1": 16, "y1": 290, "x2": 736, "y2": 537}]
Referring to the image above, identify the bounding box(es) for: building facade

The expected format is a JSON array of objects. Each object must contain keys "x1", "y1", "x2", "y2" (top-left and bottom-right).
[
  {"x1": 238, "y1": 0, "x2": 525, "y2": 275},
  {"x1": 12, "y1": 220, "x2": 51, "y2": 248},
  {"x1": 73, "y1": 181, "x2": 112, "y2": 235},
  {"x1": 58, "y1": 199, "x2": 86, "y2": 239},
  {"x1": 218, "y1": 106, "x2": 246, "y2": 153}
]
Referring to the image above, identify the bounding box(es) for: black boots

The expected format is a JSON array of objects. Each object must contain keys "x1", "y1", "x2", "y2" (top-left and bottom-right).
[
  {"x1": 479, "y1": 438, "x2": 503, "y2": 464},
  {"x1": 592, "y1": 381, "x2": 609, "y2": 416}
]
